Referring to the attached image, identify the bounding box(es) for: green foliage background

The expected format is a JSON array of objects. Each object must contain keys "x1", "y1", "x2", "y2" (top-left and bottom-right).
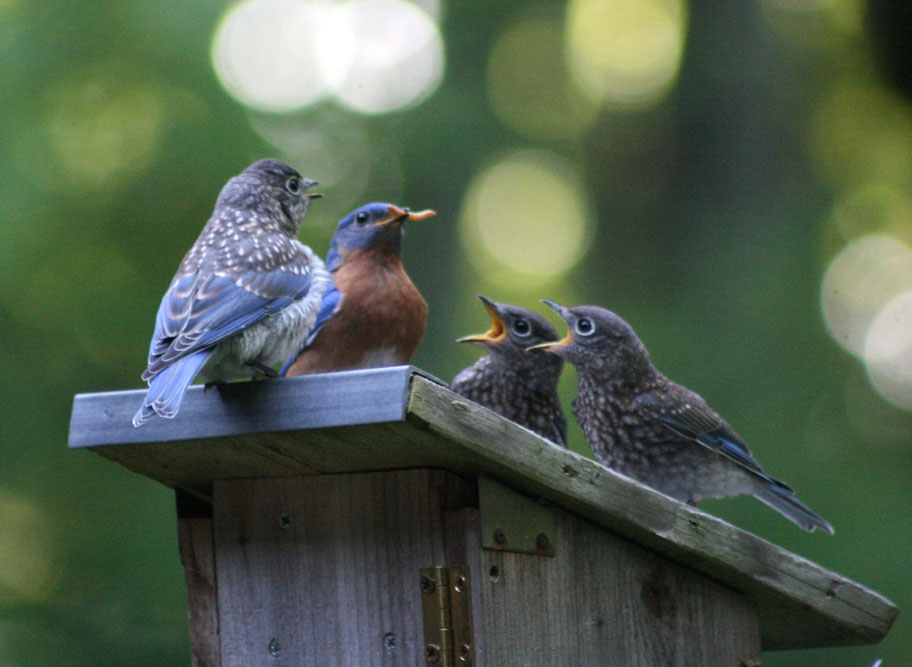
[{"x1": 0, "y1": 1, "x2": 908, "y2": 664}]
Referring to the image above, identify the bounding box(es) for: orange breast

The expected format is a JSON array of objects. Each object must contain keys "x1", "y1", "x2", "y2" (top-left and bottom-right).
[{"x1": 284, "y1": 248, "x2": 427, "y2": 376}]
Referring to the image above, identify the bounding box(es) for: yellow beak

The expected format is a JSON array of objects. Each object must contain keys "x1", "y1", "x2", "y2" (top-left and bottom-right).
[
  {"x1": 457, "y1": 295, "x2": 507, "y2": 344},
  {"x1": 526, "y1": 332, "x2": 572, "y2": 352}
]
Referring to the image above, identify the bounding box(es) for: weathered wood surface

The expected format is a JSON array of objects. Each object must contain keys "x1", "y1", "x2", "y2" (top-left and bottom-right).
[
  {"x1": 69, "y1": 367, "x2": 898, "y2": 651},
  {"x1": 407, "y1": 377, "x2": 898, "y2": 651},
  {"x1": 176, "y1": 491, "x2": 220, "y2": 667},
  {"x1": 471, "y1": 495, "x2": 761, "y2": 665},
  {"x1": 208, "y1": 471, "x2": 763, "y2": 666},
  {"x1": 68, "y1": 365, "x2": 422, "y2": 447},
  {"x1": 212, "y1": 470, "x2": 473, "y2": 665}
]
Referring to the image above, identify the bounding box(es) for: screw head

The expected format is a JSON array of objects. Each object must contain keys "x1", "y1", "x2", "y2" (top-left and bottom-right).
[
  {"x1": 278, "y1": 513, "x2": 291, "y2": 530},
  {"x1": 421, "y1": 575, "x2": 436, "y2": 594},
  {"x1": 493, "y1": 528, "x2": 506, "y2": 545},
  {"x1": 267, "y1": 637, "x2": 281, "y2": 657},
  {"x1": 458, "y1": 642, "x2": 472, "y2": 661},
  {"x1": 425, "y1": 643, "x2": 441, "y2": 663},
  {"x1": 535, "y1": 533, "x2": 550, "y2": 550},
  {"x1": 383, "y1": 632, "x2": 396, "y2": 651}
]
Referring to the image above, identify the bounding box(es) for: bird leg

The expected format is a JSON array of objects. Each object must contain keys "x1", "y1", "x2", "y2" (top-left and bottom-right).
[{"x1": 245, "y1": 361, "x2": 279, "y2": 379}]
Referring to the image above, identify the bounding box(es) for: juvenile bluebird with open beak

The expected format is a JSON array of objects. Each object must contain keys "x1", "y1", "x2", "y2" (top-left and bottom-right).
[
  {"x1": 133, "y1": 159, "x2": 328, "y2": 426},
  {"x1": 533, "y1": 301, "x2": 833, "y2": 533},
  {"x1": 282, "y1": 203, "x2": 435, "y2": 376},
  {"x1": 451, "y1": 296, "x2": 567, "y2": 446}
]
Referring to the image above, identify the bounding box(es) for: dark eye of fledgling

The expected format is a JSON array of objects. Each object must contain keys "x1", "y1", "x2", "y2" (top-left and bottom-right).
[
  {"x1": 285, "y1": 176, "x2": 301, "y2": 194},
  {"x1": 512, "y1": 318, "x2": 531, "y2": 337},
  {"x1": 575, "y1": 318, "x2": 595, "y2": 336},
  {"x1": 356, "y1": 211, "x2": 370, "y2": 224}
]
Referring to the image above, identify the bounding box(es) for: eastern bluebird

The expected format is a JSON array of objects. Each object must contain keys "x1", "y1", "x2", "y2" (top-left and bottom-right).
[
  {"x1": 450, "y1": 295, "x2": 567, "y2": 446},
  {"x1": 534, "y1": 301, "x2": 833, "y2": 534},
  {"x1": 281, "y1": 202, "x2": 435, "y2": 376},
  {"x1": 133, "y1": 159, "x2": 329, "y2": 427}
]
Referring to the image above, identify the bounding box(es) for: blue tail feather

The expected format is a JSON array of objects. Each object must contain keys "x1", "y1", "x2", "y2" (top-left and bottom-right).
[
  {"x1": 133, "y1": 349, "x2": 212, "y2": 427},
  {"x1": 753, "y1": 482, "x2": 834, "y2": 534}
]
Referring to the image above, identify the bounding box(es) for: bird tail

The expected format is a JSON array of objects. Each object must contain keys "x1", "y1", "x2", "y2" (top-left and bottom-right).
[
  {"x1": 133, "y1": 350, "x2": 212, "y2": 427},
  {"x1": 753, "y1": 482, "x2": 834, "y2": 534}
]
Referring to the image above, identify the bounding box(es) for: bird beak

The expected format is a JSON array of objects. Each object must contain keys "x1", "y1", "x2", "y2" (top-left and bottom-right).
[
  {"x1": 457, "y1": 295, "x2": 507, "y2": 345},
  {"x1": 526, "y1": 333, "x2": 572, "y2": 353},
  {"x1": 302, "y1": 180, "x2": 322, "y2": 200},
  {"x1": 379, "y1": 204, "x2": 437, "y2": 226},
  {"x1": 527, "y1": 299, "x2": 573, "y2": 352},
  {"x1": 540, "y1": 299, "x2": 570, "y2": 319}
]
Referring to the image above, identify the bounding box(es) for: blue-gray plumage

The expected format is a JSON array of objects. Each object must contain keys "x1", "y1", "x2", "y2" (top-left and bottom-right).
[
  {"x1": 133, "y1": 159, "x2": 329, "y2": 427},
  {"x1": 534, "y1": 301, "x2": 833, "y2": 534},
  {"x1": 450, "y1": 296, "x2": 567, "y2": 446}
]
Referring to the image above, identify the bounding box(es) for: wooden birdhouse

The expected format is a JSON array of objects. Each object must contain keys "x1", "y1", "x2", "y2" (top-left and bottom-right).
[{"x1": 69, "y1": 367, "x2": 897, "y2": 665}]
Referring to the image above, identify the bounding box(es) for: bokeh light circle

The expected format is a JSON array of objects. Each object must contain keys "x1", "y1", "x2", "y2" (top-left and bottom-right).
[
  {"x1": 820, "y1": 234, "x2": 912, "y2": 357},
  {"x1": 565, "y1": 0, "x2": 687, "y2": 109},
  {"x1": 808, "y1": 78, "x2": 912, "y2": 190},
  {"x1": 0, "y1": 489, "x2": 60, "y2": 605},
  {"x1": 212, "y1": 0, "x2": 330, "y2": 113},
  {"x1": 459, "y1": 151, "x2": 592, "y2": 286},
  {"x1": 486, "y1": 17, "x2": 598, "y2": 140},
  {"x1": 325, "y1": 0, "x2": 444, "y2": 114},
  {"x1": 830, "y1": 183, "x2": 912, "y2": 244},
  {"x1": 19, "y1": 66, "x2": 165, "y2": 192},
  {"x1": 864, "y1": 292, "x2": 912, "y2": 410}
]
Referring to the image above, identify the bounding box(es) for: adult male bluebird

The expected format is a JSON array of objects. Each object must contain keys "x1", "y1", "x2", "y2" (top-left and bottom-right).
[
  {"x1": 534, "y1": 301, "x2": 833, "y2": 533},
  {"x1": 450, "y1": 295, "x2": 567, "y2": 446},
  {"x1": 281, "y1": 202, "x2": 435, "y2": 376},
  {"x1": 133, "y1": 159, "x2": 329, "y2": 427}
]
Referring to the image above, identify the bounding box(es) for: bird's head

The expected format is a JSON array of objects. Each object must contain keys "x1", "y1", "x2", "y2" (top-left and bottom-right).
[
  {"x1": 326, "y1": 203, "x2": 436, "y2": 270},
  {"x1": 458, "y1": 295, "x2": 563, "y2": 367},
  {"x1": 529, "y1": 301, "x2": 653, "y2": 378},
  {"x1": 220, "y1": 159, "x2": 322, "y2": 236}
]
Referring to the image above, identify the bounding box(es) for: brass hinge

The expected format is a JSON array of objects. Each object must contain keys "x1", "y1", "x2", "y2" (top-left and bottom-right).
[{"x1": 419, "y1": 566, "x2": 473, "y2": 665}]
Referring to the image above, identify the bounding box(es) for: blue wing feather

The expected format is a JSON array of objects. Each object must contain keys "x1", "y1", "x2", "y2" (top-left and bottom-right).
[
  {"x1": 143, "y1": 267, "x2": 313, "y2": 382},
  {"x1": 279, "y1": 276, "x2": 342, "y2": 375}
]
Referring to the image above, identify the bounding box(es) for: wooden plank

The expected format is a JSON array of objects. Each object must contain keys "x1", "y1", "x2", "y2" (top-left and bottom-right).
[
  {"x1": 69, "y1": 366, "x2": 420, "y2": 448},
  {"x1": 68, "y1": 368, "x2": 898, "y2": 651},
  {"x1": 211, "y1": 470, "x2": 470, "y2": 665},
  {"x1": 176, "y1": 491, "x2": 220, "y2": 667},
  {"x1": 476, "y1": 498, "x2": 761, "y2": 665},
  {"x1": 405, "y1": 376, "x2": 899, "y2": 651}
]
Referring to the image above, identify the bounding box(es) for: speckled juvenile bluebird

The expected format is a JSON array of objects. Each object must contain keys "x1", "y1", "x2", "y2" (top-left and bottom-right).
[
  {"x1": 281, "y1": 202, "x2": 435, "y2": 376},
  {"x1": 450, "y1": 296, "x2": 567, "y2": 446},
  {"x1": 534, "y1": 301, "x2": 833, "y2": 533},
  {"x1": 133, "y1": 159, "x2": 329, "y2": 427}
]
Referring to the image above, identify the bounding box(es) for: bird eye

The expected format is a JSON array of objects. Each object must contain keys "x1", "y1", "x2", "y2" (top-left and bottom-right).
[
  {"x1": 356, "y1": 211, "x2": 369, "y2": 224},
  {"x1": 285, "y1": 176, "x2": 301, "y2": 194},
  {"x1": 512, "y1": 318, "x2": 531, "y2": 337},
  {"x1": 575, "y1": 317, "x2": 595, "y2": 336}
]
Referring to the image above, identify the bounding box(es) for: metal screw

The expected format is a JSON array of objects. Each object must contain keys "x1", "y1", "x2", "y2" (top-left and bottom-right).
[
  {"x1": 268, "y1": 638, "x2": 281, "y2": 657},
  {"x1": 421, "y1": 574, "x2": 436, "y2": 594},
  {"x1": 278, "y1": 512, "x2": 291, "y2": 530},
  {"x1": 493, "y1": 528, "x2": 506, "y2": 545},
  {"x1": 535, "y1": 533, "x2": 550, "y2": 550},
  {"x1": 454, "y1": 575, "x2": 467, "y2": 592},
  {"x1": 383, "y1": 632, "x2": 396, "y2": 651},
  {"x1": 458, "y1": 642, "x2": 472, "y2": 661},
  {"x1": 489, "y1": 565, "x2": 501, "y2": 582},
  {"x1": 425, "y1": 643, "x2": 441, "y2": 663}
]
